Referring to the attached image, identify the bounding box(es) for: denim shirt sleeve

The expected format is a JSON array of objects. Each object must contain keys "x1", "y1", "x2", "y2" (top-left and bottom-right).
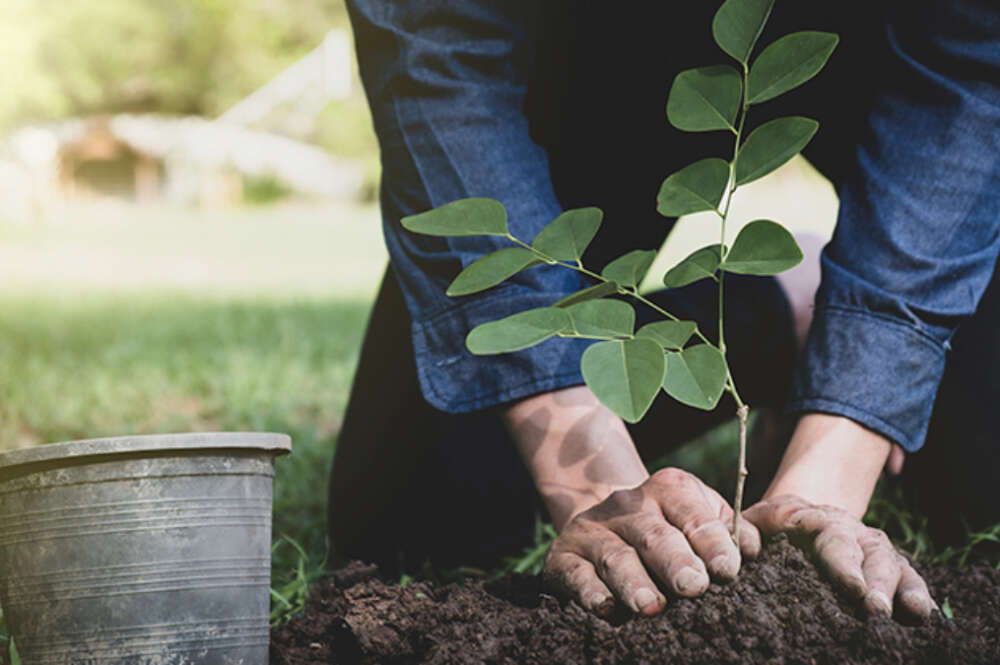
[
  {"x1": 791, "y1": 1, "x2": 1000, "y2": 452},
  {"x1": 346, "y1": 0, "x2": 589, "y2": 413}
]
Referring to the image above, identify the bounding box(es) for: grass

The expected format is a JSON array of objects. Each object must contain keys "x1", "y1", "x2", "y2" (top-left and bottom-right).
[
  {"x1": 0, "y1": 199, "x2": 388, "y2": 631},
  {"x1": 0, "y1": 199, "x2": 386, "y2": 299},
  {"x1": 1, "y1": 185, "x2": 997, "y2": 640},
  {"x1": 0, "y1": 292, "x2": 370, "y2": 585}
]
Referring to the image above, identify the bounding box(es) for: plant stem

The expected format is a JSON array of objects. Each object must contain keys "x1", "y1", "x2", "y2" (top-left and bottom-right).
[
  {"x1": 718, "y1": 61, "x2": 750, "y2": 356},
  {"x1": 732, "y1": 404, "x2": 750, "y2": 545},
  {"x1": 720, "y1": 61, "x2": 752, "y2": 540}
]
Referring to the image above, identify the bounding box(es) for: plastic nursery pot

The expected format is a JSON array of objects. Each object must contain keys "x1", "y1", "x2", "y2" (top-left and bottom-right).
[{"x1": 0, "y1": 432, "x2": 291, "y2": 665}]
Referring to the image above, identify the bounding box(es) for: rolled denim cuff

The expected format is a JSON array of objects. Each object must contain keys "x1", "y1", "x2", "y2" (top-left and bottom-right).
[
  {"x1": 790, "y1": 306, "x2": 947, "y2": 452},
  {"x1": 411, "y1": 284, "x2": 589, "y2": 413}
]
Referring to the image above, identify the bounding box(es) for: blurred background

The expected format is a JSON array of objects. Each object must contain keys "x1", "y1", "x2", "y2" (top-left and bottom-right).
[
  {"x1": 0, "y1": 0, "x2": 838, "y2": 615},
  {"x1": 0, "y1": 0, "x2": 387, "y2": 613}
]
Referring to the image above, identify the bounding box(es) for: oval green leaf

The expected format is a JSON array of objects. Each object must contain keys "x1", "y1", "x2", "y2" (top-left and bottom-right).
[
  {"x1": 565, "y1": 299, "x2": 635, "y2": 338},
  {"x1": 723, "y1": 220, "x2": 803, "y2": 275},
  {"x1": 636, "y1": 321, "x2": 697, "y2": 351},
  {"x1": 466, "y1": 307, "x2": 570, "y2": 355},
  {"x1": 734, "y1": 116, "x2": 818, "y2": 186},
  {"x1": 662, "y1": 244, "x2": 723, "y2": 289},
  {"x1": 581, "y1": 339, "x2": 666, "y2": 423},
  {"x1": 402, "y1": 197, "x2": 508, "y2": 237},
  {"x1": 553, "y1": 281, "x2": 620, "y2": 308},
  {"x1": 657, "y1": 158, "x2": 731, "y2": 217},
  {"x1": 531, "y1": 207, "x2": 603, "y2": 261},
  {"x1": 666, "y1": 66, "x2": 742, "y2": 132},
  {"x1": 446, "y1": 247, "x2": 541, "y2": 296},
  {"x1": 663, "y1": 345, "x2": 728, "y2": 411},
  {"x1": 601, "y1": 250, "x2": 658, "y2": 289},
  {"x1": 712, "y1": 0, "x2": 775, "y2": 63},
  {"x1": 748, "y1": 31, "x2": 839, "y2": 104}
]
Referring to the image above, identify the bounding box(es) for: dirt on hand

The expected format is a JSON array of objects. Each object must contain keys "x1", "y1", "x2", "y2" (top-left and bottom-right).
[{"x1": 270, "y1": 535, "x2": 1000, "y2": 665}]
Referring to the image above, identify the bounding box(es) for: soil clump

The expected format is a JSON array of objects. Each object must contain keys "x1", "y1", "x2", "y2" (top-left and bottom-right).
[{"x1": 270, "y1": 535, "x2": 1000, "y2": 664}]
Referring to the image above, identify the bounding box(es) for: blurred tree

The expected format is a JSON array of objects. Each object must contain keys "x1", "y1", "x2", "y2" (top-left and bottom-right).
[{"x1": 0, "y1": 0, "x2": 350, "y2": 130}]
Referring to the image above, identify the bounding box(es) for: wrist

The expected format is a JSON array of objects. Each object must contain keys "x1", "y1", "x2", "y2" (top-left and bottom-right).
[
  {"x1": 763, "y1": 413, "x2": 891, "y2": 518},
  {"x1": 503, "y1": 385, "x2": 648, "y2": 530}
]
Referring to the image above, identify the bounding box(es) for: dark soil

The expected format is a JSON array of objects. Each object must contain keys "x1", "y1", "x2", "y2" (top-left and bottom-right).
[{"x1": 270, "y1": 536, "x2": 1000, "y2": 665}]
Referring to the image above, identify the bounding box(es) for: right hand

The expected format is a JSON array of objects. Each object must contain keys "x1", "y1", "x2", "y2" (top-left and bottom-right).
[{"x1": 543, "y1": 467, "x2": 761, "y2": 616}]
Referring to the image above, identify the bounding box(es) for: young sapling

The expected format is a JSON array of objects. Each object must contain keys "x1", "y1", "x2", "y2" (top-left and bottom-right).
[{"x1": 401, "y1": 0, "x2": 838, "y2": 544}]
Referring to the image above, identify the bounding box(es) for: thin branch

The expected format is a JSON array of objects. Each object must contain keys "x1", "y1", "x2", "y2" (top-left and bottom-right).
[{"x1": 731, "y1": 404, "x2": 750, "y2": 544}]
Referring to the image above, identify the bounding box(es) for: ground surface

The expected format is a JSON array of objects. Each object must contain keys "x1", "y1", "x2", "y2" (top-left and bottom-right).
[
  {"x1": 270, "y1": 536, "x2": 1000, "y2": 665},
  {"x1": 0, "y1": 200, "x2": 386, "y2": 596}
]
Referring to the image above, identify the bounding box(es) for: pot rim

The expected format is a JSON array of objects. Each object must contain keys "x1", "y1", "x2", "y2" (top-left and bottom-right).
[{"x1": 0, "y1": 431, "x2": 291, "y2": 469}]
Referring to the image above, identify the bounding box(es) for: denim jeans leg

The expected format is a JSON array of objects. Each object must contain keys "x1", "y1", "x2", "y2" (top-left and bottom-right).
[
  {"x1": 906, "y1": 261, "x2": 1000, "y2": 543},
  {"x1": 329, "y1": 269, "x2": 539, "y2": 574}
]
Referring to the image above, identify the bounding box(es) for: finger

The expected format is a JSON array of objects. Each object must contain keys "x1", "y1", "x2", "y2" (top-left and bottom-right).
[
  {"x1": 720, "y1": 503, "x2": 762, "y2": 560},
  {"x1": 577, "y1": 534, "x2": 666, "y2": 615},
  {"x1": 744, "y1": 499, "x2": 867, "y2": 596},
  {"x1": 859, "y1": 530, "x2": 901, "y2": 616},
  {"x1": 735, "y1": 513, "x2": 762, "y2": 560},
  {"x1": 896, "y1": 561, "x2": 934, "y2": 619},
  {"x1": 651, "y1": 468, "x2": 741, "y2": 581},
  {"x1": 543, "y1": 549, "x2": 614, "y2": 615},
  {"x1": 743, "y1": 495, "x2": 813, "y2": 536},
  {"x1": 814, "y1": 525, "x2": 868, "y2": 599},
  {"x1": 614, "y1": 513, "x2": 709, "y2": 597}
]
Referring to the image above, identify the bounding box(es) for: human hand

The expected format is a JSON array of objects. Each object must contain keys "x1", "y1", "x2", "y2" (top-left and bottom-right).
[
  {"x1": 543, "y1": 467, "x2": 761, "y2": 616},
  {"x1": 744, "y1": 494, "x2": 935, "y2": 620}
]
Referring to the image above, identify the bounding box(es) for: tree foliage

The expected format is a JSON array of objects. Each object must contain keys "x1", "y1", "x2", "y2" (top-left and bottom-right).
[{"x1": 0, "y1": 0, "x2": 349, "y2": 131}]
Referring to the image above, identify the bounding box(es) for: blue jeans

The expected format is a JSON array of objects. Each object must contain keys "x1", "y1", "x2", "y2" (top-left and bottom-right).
[{"x1": 330, "y1": 0, "x2": 1000, "y2": 571}]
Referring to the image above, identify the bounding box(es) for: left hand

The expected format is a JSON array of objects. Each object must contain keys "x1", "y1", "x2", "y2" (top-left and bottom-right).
[{"x1": 744, "y1": 494, "x2": 935, "y2": 620}]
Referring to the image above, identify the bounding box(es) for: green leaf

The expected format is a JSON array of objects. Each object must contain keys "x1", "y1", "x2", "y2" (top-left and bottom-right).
[
  {"x1": 447, "y1": 247, "x2": 541, "y2": 296},
  {"x1": 748, "y1": 31, "x2": 839, "y2": 104},
  {"x1": 401, "y1": 197, "x2": 508, "y2": 237},
  {"x1": 466, "y1": 307, "x2": 570, "y2": 355},
  {"x1": 662, "y1": 245, "x2": 723, "y2": 288},
  {"x1": 712, "y1": 0, "x2": 775, "y2": 63},
  {"x1": 723, "y1": 220, "x2": 803, "y2": 275},
  {"x1": 735, "y1": 116, "x2": 818, "y2": 186},
  {"x1": 565, "y1": 299, "x2": 635, "y2": 338},
  {"x1": 601, "y1": 250, "x2": 657, "y2": 289},
  {"x1": 553, "y1": 281, "x2": 620, "y2": 307},
  {"x1": 581, "y1": 339, "x2": 665, "y2": 423},
  {"x1": 657, "y1": 158, "x2": 731, "y2": 217},
  {"x1": 636, "y1": 321, "x2": 697, "y2": 351},
  {"x1": 663, "y1": 345, "x2": 728, "y2": 410},
  {"x1": 531, "y1": 207, "x2": 603, "y2": 261},
  {"x1": 666, "y1": 66, "x2": 742, "y2": 132}
]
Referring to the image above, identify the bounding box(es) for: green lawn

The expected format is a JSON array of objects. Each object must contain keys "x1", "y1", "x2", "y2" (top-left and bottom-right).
[
  {"x1": 0, "y1": 200, "x2": 386, "y2": 624},
  {"x1": 0, "y1": 293, "x2": 369, "y2": 592},
  {"x1": 1, "y1": 187, "x2": 995, "y2": 639}
]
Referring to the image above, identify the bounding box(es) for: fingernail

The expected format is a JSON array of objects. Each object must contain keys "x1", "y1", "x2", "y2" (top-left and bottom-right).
[
  {"x1": 901, "y1": 590, "x2": 932, "y2": 618},
  {"x1": 633, "y1": 587, "x2": 658, "y2": 612},
  {"x1": 866, "y1": 590, "x2": 892, "y2": 615},
  {"x1": 674, "y1": 566, "x2": 708, "y2": 594},
  {"x1": 585, "y1": 592, "x2": 607, "y2": 609},
  {"x1": 585, "y1": 592, "x2": 613, "y2": 615},
  {"x1": 848, "y1": 574, "x2": 868, "y2": 596},
  {"x1": 709, "y1": 553, "x2": 739, "y2": 580}
]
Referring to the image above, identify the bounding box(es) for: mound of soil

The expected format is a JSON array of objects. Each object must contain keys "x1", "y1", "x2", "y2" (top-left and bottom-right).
[{"x1": 270, "y1": 536, "x2": 1000, "y2": 664}]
